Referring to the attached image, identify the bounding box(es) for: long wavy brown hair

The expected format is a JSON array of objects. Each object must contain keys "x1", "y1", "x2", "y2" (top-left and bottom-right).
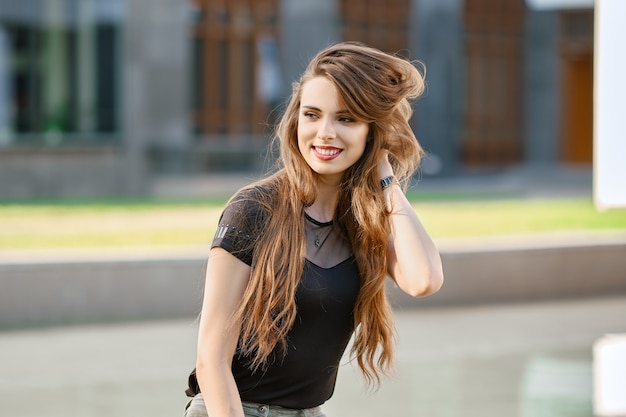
[{"x1": 231, "y1": 41, "x2": 426, "y2": 387}]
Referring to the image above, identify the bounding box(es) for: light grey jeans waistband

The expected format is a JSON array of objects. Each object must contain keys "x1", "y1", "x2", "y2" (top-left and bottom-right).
[
  {"x1": 242, "y1": 400, "x2": 325, "y2": 417},
  {"x1": 184, "y1": 393, "x2": 326, "y2": 417}
]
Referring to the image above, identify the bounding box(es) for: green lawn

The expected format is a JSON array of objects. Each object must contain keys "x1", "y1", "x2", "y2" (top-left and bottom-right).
[{"x1": 1, "y1": 196, "x2": 625, "y2": 250}]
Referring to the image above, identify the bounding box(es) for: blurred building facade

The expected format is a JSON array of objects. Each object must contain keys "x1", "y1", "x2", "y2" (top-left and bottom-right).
[{"x1": 0, "y1": 0, "x2": 594, "y2": 198}]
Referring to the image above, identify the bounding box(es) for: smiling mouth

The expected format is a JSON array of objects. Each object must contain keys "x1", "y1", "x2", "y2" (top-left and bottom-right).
[{"x1": 313, "y1": 146, "x2": 342, "y2": 157}]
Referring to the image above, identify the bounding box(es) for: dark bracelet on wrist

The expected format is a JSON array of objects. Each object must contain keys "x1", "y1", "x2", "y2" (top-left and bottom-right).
[{"x1": 380, "y1": 175, "x2": 396, "y2": 190}]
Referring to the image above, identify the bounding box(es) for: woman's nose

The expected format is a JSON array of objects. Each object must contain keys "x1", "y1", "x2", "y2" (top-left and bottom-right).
[{"x1": 317, "y1": 118, "x2": 336, "y2": 140}]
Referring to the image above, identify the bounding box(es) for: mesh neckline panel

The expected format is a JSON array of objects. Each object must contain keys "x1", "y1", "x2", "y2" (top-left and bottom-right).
[{"x1": 304, "y1": 212, "x2": 352, "y2": 269}]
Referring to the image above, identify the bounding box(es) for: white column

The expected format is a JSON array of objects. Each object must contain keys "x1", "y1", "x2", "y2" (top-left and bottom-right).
[{"x1": 594, "y1": 0, "x2": 626, "y2": 209}]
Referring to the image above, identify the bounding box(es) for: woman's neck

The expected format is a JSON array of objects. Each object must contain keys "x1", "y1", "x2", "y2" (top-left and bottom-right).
[{"x1": 307, "y1": 179, "x2": 340, "y2": 222}]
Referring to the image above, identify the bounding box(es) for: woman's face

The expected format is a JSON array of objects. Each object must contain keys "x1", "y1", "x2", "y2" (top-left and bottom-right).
[{"x1": 297, "y1": 76, "x2": 369, "y2": 185}]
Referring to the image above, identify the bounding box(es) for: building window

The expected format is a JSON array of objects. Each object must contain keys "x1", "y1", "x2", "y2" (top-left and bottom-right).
[
  {"x1": 0, "y1": 0, "x2": 123, "y2": 147},
  {"x1": 190, "y1": 0, "x2": 281, "y2": 143},
  {"x1": 340, "y1": 0, "x2": 411, "y2": 58},
  {"x1": 462, "y1": 0, "x2": 524, "y2": 166}
]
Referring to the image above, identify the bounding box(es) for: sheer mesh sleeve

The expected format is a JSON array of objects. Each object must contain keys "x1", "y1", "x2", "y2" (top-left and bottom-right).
[{"x1": 211, "y1": 188, "x2": 269, "y2": 266}]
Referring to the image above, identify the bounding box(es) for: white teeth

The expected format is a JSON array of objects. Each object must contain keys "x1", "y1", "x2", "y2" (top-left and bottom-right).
[{"x1": 315, "y1": 147, "x2": 340, "y2": 156}]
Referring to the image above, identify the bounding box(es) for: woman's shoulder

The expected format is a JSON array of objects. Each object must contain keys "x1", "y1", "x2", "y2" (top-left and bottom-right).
[
  {"x1": 230, "y1": 178, "x2": 277, "y2": 206},
  {"x1": 223, "y1": 176, "x2": 281, "y2": 220}
]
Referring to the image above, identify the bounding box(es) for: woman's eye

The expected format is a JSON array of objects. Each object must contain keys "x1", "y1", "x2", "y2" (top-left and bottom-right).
[
  {"x1": 303, "y1": 111, "x2": 318, "y2": 119},
  {"x1": 339, "y1": 117, "x2": 355, "y2": 123}
]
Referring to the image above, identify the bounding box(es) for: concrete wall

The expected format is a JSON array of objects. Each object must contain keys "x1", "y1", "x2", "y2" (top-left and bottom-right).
[
  {"x1": 0, "y1": 149, "x2": 131, "y2": 199},
  {"x1": 2, "y1": 235, "x2": 625, "y2": 330},
  {"x1": 0, "y1": 257, "x2": 205, "y2": 329},
  {"x1": 390, "y1": 236, "x2": 626, "y2": 308}
]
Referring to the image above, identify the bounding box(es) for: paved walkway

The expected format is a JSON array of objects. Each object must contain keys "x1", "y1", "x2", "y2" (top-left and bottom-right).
[{"x1": 1, "y1": 295, "x2": 624, "y2": 417}]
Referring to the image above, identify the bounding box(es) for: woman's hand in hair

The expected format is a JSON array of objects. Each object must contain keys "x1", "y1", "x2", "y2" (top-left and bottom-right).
[
  {"x1": 379, "y1": 151, "x2": 397, "y2": 212},
  {"x1": 378, "y1": 150, "x2": 395, "y2": 180}
]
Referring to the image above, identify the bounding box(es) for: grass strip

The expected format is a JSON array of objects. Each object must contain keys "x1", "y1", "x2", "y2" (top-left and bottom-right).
[{"x1": 1, "y1": 197, "x2": 625, "y2": 250}]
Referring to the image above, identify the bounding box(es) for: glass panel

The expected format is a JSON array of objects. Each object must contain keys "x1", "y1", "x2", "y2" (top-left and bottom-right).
[{"x1": 0, "y1": 0, "x2": 123, "y2": 147}]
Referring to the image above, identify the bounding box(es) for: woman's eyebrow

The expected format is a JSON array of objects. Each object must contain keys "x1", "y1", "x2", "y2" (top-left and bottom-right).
[
  {"x1": 301, "y1": 105, "x2": 350, "y2": 115},
  {"x1": 300, "y1": 105, "x2": 321, "y2": 111}
]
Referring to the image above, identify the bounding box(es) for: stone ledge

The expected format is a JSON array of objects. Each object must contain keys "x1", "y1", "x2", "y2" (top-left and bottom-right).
[{"x1": 2, "y1": 232, "x2": 625, "y2": 329}]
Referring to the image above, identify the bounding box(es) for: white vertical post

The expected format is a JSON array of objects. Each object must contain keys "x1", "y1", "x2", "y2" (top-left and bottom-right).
[
  {"x1": 594, "y1": 0, "x2": 626, "y2": 209},
  {"x1": 594, "y1": 334, "x2": 626, "y2": 416}
]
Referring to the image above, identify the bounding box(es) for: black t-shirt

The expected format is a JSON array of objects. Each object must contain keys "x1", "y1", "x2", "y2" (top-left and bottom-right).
[{"x1": 200, "y1": 187, "x2": 361, "y2": 409}]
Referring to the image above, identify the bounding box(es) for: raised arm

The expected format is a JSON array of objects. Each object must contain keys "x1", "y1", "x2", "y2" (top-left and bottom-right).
[
  {"x1": 380, "y1": 153, "x2": 444, "y2": 297},
  {"x1": 195, "y1": 247, "x2": 250, "y2": 417}
]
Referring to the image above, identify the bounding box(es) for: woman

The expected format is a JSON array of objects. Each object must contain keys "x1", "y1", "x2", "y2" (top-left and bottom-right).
[{"x1": 184, "y1": 41, "x2": 444, "y2": 417}]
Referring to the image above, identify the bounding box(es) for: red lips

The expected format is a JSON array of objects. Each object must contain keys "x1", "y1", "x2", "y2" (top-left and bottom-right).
[{"x1": 312, "y1": 146, "x2": 343, "y2": 161}]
